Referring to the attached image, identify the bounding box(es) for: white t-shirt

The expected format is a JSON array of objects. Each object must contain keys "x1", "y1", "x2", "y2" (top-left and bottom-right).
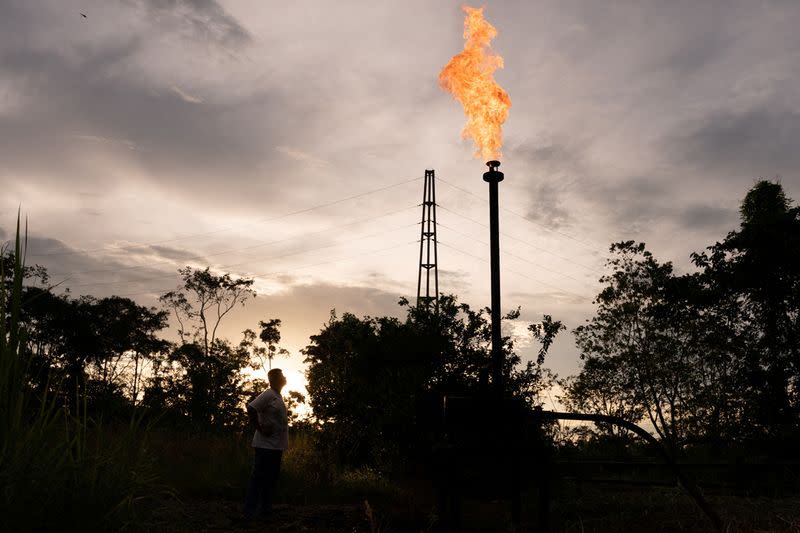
[{"x1": 249, "y1": 388, "x2": 289, "y2": 450}]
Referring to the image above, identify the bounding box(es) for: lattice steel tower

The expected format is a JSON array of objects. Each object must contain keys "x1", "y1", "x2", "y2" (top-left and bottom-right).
[{"x1": 417, "y1": 169, "x2": 439, "y2": 308}]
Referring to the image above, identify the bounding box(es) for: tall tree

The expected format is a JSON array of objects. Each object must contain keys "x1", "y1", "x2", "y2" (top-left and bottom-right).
[
  {"x1": 303, "y1": 295, "x2": 560, "y2": 469},
  {"x1": 19, "y1": 289, "x2": 169, "y2": 411},
  {"x1": 560, "y1": 355, "x2": 644, "y2": 438},
  {"x1": 572, "y1": 241, "x2": 700, "y2": 449},
  {"x1": 692, "y1": 180, "x2": 800, "y2": 435},
  {"x1": 149, "y1": 267, "x2": 257, "y2": 428},
  {"x1": 257, "y1": 318, "x2": 289, "y2": 370},
  {"x1": 159, "y1": 266, "x2": 255, "y2": 356},
  {"x1": 87, "y1": 296, "x2": 169, "y2": 404},
  {"x1": 569, "y1": 181, "x2": 800, "y2": 446}
]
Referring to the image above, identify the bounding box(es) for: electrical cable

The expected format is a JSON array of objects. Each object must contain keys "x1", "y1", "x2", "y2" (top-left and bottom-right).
[
  {"x1": 47, "y1": 204, "x2": 418, "y2": 278},
  {"x1": 437, "y1": 176, "x2": 600, "y2": 251},
  {"x1": 112, "y1": 239, "x2": 419, "y2": 298},
  {"x1": 437, "y1": 221, "x2": 597, "y2": 287},
  {"x1": 29, "y1": 176, "x2": 423, "y2": 258},
  {"x1": 437, "y1": 205, "x2": 601, "y2": 274},
  {"x1": 438, "y1": 241, "x2": 589, "y2": 301},
  {"x1": 67, "y1": 221, "x2": 418, "y2": 289}
]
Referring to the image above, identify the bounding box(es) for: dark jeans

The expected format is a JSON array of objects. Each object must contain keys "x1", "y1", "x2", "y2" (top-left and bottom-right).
[{"x1": 243, "y1": 448, "x2": 283, "y2": 518}]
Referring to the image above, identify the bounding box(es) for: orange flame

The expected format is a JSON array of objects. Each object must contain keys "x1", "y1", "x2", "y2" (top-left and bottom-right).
[{"x1": 439, "y1": 6, "x2": 511, "y2": 161}]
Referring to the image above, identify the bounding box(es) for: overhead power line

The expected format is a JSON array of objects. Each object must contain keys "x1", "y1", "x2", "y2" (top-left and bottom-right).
[
  {"x1": 438, "y1": 241, "x2": 588, "y2": 301},
  {"x1": 66, "y1": 221, "x2": 418, "y2": 289},
  {"x1": 436, "y1": 176, "x2": 600, "y2": 251},
  {"x1": 48, "y1": 204, "x2": 418, "y2": 278},
  {"x1": 437, "y1": 221, "x2": 598, "y2": 287},
  {"x1": 22, "y1": 171, "x2": 607, "y2": 306},
  {"x1": 437, "y1": 205, "x2": 601, "y2": 274},
  {"x1": 29, "y1": 176, "x2": 423, "y2": 258},
  {"x1": 112, "y1": 239, "x2": 419, "y2": 299}
]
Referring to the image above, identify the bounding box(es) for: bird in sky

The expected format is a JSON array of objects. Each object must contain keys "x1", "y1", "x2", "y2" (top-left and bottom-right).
[{"x1": 80, "y1": 13, "x2": 87, "y2": 18}]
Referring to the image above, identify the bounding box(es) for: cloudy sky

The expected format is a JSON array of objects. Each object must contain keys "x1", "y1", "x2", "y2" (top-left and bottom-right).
[{"x1": 2, "y1": 0, "x2": 800, "y2": 396}]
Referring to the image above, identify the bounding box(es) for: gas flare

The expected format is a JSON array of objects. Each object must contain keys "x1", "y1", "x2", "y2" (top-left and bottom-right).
[{"x1": 439, "y1": 6, "x2": 511, "y2": 161}]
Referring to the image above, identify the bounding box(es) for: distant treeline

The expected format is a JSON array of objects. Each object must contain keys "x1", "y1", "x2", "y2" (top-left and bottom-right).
[
  {"x1": 8, "y1": 262, "x2": 304, "y2": 431},
  {"x1": 3, "y1": 179, "x2": 799, "y2": 467}
]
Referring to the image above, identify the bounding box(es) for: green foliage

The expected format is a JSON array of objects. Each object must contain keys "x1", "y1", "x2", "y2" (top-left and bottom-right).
[
  {"x1": 147, "y1": 267, "x2": 261, "y2": 430},
  {"x1": 0, "y1": 212, "x2": 28, "y2": 448},
  {"x1": 159, "y1": 266, "x2": 255, "y2": 353},
  {"x1": 693, "y1": 179, "x2": 800, "y2": 436},
  {"x1": 560, "y1": 355, "x2": 645, "y2": 438},
  {"x1": 19, "y1": 286, "x2": 170, "y2": 414},
  {"x1": 572, "y1": 241, "x2": 704, "y2": 448},
  {"x1": 569, "y1": 180, "x2": 800, "y2": 447},
  {"x1": 257, "y1": 318, "x2": 290, "y2": 370},
  {"x1": 303, "y1": 295, "x2": 560, "y2": 471},
  {"x1": 529, "y1": 314, "x2": 565, "y2": 365},
  {"x1": 144, "y1": 338, "x2": 252, "y2": 429},
  {"x1": 1, "y1": 213, "x2": 162, "y2": 531}
]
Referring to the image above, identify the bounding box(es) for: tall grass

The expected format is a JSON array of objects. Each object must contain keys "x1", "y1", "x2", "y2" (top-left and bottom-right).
[
  {"x1": 148, "y1": 427, "x2": 398, "y2": 505},
  {"x1": 0, "y1": 212, "x2": 161, "y2": 532}
]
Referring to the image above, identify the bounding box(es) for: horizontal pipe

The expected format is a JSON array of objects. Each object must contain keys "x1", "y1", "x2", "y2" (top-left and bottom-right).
[{"x1": 536, "y1": 410, "x2": 724, "y2": 531}]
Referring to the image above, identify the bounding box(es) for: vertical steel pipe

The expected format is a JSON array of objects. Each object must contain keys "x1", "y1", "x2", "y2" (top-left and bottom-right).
[{"x1": 483, "y1": 160, "x2": 504, "y2": 402}]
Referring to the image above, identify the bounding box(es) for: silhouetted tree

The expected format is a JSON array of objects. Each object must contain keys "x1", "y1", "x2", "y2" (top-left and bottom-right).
[
  {"x1": 572, "y1": 241, "x2": 706, "y2": 449},
  {"x1": 17, "y1": 285, "x2": 169, "y2": 414},
  {"x1": 159, "y1": 266, "x2": 255, "y2": 354},
  {"x1": 560, "y1": 356, "x2": 645, "y2": 438},
  {"x1": 147, "y1": 267, "x2": 257, "y2": 429},
  {"x1": 303, "y1": 294, "x2": 560, "y2": 470},
  {"x1": 257, "y1": 318, "x2": 289, "y2": 370},
  {"x1": 569, "y1": 180, "x2": 800, "y2": 447},
  {"x1": 0, "y1": 246, "x2": 49, "y2": 289},
  {"x1": 692, "y1": 180, "x2": 800, "y2": 437}
]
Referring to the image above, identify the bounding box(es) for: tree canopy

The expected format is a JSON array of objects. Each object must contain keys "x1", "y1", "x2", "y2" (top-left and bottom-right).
[
  {"x1": 303, "y1": 295, "x2": 560, "y2": 469},
  {"x1": 567, "y1": 180, "x2": 800, "y2": 448}
]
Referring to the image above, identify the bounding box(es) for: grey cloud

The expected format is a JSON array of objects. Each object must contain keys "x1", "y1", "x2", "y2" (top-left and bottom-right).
[
  {"x1": 579, "y1": 177, "x2": 740, "y2": 236},
  {"x1": 669, "y1": 108, "x2": 800, "y2": 177},
  {"x1": 0, "y1": 1, "x2": 454, "y2": 217},
  {"x1": 77, "y1": 191, "x2": 104, "y2": 199},
  {"x1": 509, "y1": 140, "x2": 587, "y2": 180},
  {"x1": 679, "y1": 204, "x2": 736, "y2": 231},
  {"x1": 21, "y1": 236, "x2": 181, "y2": 297},
  {"x1": 145, "y1": 244, "x2": 206, "y2": 263},
  {"x1": 0, "y1": 0, "x2": 292, "y2": 212},
  {"x1": 126, "y1": 0, "x2": 250, "y2": 48},
  {"x1": 25, "y1": 236, "x2": 83, "y2": 257},
  {"x1": 511, "y1": 131, "x2": 739, "y2": 236},
  {"x1": 508, "y1": 290, "x2": 591, "y2": 308},
  {"x1": 526, "y1": 182, "x2": 571, "y2": 229},
  {"x1": 507, "y1": 141, "x2": 589, "y2": 230},
  {"x1": 0, "y1": 51, "x2": 296, "y2": 209},
  {"x1": 170, "y1": 85, "x2": 203, "y2": 104},
  {"x1": 511, "y1": 142, "x2": 583, "y2": 168},
  {"x1": 576, "y1": 176, "x2": 672, "y2": 233},
  {"x1": 656, "y1": 26, "x2": 732, "y2": 80},
  {"x1": 438, "y1": 269, "x2": 471, "y2": 293}
]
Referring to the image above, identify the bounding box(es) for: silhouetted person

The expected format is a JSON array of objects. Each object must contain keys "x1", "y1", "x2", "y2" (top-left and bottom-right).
[{"x1": 243, "y1": 368, "x2": 288, "y2": 522}]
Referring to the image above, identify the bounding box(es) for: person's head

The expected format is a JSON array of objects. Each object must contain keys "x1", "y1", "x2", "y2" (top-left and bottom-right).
[{"x1": 267, "y1": 368, "x2": 287, "y2": 391}]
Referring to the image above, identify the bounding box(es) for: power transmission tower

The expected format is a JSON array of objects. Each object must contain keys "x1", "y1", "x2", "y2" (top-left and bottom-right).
[{"x1": 417, "y1": 169, "x2": 439, "y2": 308}]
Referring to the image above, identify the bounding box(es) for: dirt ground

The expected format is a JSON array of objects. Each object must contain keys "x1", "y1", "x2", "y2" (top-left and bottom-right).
[
  {"x1": 147, "y1": 490, "x2": 800, "y2": 532},
  {"x1": 148, "y1": 500, "x2": 371, "y2": 532}
]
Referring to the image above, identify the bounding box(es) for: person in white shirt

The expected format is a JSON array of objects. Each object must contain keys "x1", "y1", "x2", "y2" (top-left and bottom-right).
[{"x1": 243, "y1": 368, "x2": 288, "y2": 521}]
